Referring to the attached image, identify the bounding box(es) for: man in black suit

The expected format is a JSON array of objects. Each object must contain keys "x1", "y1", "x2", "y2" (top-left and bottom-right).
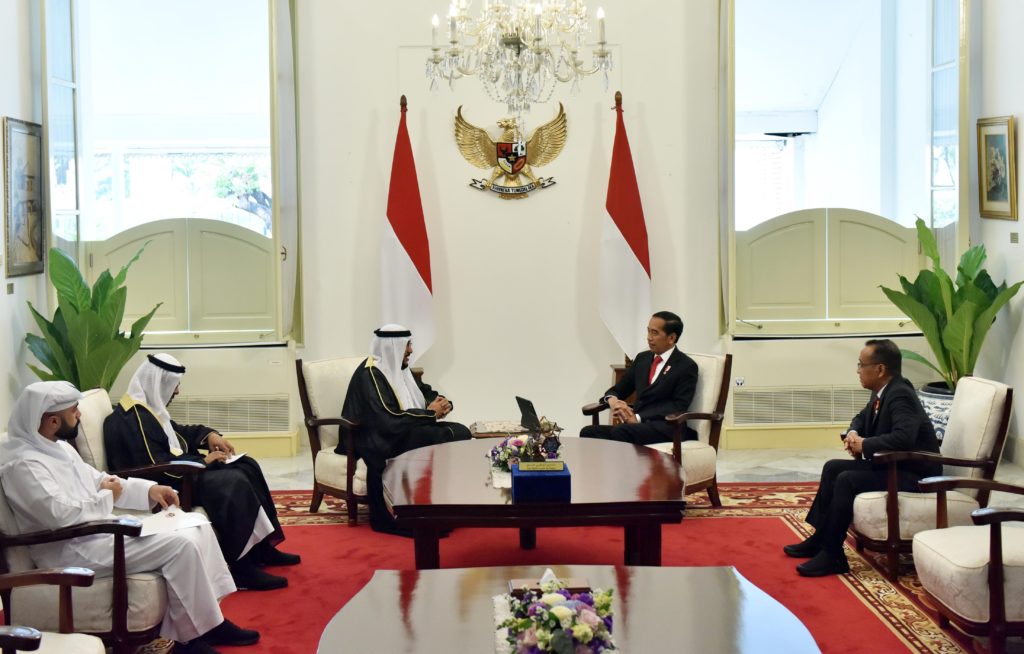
[
  {"x1": 580, "y1": 311, "x2": 699, "y2": 446},
  {"x1": 784, "y1": 339, "x2": 941, "y2": 577}
]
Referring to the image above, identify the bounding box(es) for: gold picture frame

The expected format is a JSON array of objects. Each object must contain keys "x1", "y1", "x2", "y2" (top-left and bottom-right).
[
  {"x1": 976, "y1": 116, "x2": 1017, "y2": 220},
  {"x1": 3, "y1": 117, "x2": 45, "y2": 276}
]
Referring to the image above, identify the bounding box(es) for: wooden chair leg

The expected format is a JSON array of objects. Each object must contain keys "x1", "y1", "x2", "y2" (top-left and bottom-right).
[
  {"x1": 347, "y1": 495, "x2": 358, "y2": 526},
  {"x1": 309, "y1": 488, "x2": 324, "y2": 514},
  {"x1": 706, "y1": 480, "x2": 722, "y2": 508},
  {"x1": 936, "y1": 612, "x2": 949, "y2": 628},
  {"x1": 886, "y1": 549, "x2": 899, "y2": 580}
]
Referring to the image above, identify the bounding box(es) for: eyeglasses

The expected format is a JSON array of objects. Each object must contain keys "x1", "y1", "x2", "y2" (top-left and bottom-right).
[{"x1": 856, "y1": 361, "x2": 881, "y2": 370}]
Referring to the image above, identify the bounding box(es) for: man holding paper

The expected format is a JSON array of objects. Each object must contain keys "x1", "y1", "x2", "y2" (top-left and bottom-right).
[
  {"x1": 0, "y1": 381, "x2": 260, "y2": 653},
  {"x1": 103, "y1": 354, "x2": 298, "y2": 591}
]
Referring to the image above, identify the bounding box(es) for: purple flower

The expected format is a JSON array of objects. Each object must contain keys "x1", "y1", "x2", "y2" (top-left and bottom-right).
[
  {"x1": 558, "y1": 588, "x2": 572, "y2": 599},
  {"x1": 576, "y1": 592, "x2": 594, "y2": 606},
  {"x1": 602, "y1": 615, "x2": 613, "y2": 632}
]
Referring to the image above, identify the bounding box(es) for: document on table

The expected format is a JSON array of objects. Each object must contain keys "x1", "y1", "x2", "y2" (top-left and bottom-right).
[{"x1": 140, "y1": 509, "x2": 210, "y2": 537}]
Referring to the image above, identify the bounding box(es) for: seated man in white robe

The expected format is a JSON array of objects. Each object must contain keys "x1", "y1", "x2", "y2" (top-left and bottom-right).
[{"x1": 0, "y1": 381, "x2": 260, "y2": 654}]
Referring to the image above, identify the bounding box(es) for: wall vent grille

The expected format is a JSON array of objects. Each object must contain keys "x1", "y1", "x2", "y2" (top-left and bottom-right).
[
  {"x1": 168, "y1": 395, "x2": 290, "y2": 433},
  {"x1": 733, "y1": 386, "x2": 870, "y2": 425}
]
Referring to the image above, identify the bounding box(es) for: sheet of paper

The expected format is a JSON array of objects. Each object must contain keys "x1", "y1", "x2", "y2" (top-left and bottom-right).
[
  {"x1": 140, "y1": 509, "x2": 210, "y2": 537},
  {"x1": 225, "y1": 452, "x2": 247, "y2": 464}
]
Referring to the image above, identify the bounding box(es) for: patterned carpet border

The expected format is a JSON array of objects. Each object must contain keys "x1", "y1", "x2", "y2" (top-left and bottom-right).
[{"x1": 270, "y1": 484, "x2": 986, "y2": 653}]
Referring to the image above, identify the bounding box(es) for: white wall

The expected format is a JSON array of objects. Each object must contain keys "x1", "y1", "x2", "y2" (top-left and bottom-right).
[
  {"x1": 293, "y1": 0, "x2": 721, "y2": 436},
  {"x1": 975, "y1": 0, "x2": 1024, "y2": 463},
  {"x1": 0, "y1": 0, "x2": 47, "y2": 423}
]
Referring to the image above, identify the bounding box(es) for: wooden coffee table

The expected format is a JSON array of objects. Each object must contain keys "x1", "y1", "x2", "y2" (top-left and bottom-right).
[
  {"x1": 318, "y1": 565, "x2": 821, "y2": 653},
  {"x1": 382, "y1": 438, "x2": 686, "y2": 569}
]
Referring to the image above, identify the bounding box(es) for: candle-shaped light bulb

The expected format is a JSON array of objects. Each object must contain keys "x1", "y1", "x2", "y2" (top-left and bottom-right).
[
  {"x1": 448, "y1": 4, "x2": 457, "y2": 40},
  {"x1": 597, "y1": 7, "x2": 606, "y2": 43},
  {"x1": 534, "y1": 3, "x2": 542, "y2": 37},
  {"x1": 431, "y1": 14, "x2": 439, "y2": 47}
]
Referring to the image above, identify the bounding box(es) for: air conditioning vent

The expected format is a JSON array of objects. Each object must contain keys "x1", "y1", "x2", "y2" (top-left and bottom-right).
[
  {"x1": 733, "y1": 386, "x2": 870, "y2": 425},
  {"x1": 168, "y1": 395, "x2": 290, "y2": 433}
]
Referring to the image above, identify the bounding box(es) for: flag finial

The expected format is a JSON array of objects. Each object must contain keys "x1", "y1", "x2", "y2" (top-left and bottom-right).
[
  {"x1": 400, "y1": 95, "x2": 408, "y2": 112},
  {"x1": 614, "y1": 91, "x2": 622, "y2": 111}
]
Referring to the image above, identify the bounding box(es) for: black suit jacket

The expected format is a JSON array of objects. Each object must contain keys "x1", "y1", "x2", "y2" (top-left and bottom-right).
[
  {"x1": 849, "y1": 376, "x2": 941, "y2": 477},
  {"x1": 604, "y1": 348, "x2": 699, "y2": 423}
]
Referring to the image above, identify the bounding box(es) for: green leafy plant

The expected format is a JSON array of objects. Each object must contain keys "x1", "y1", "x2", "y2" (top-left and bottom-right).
[
  {"x1": 880, "y1": 218, "x2": 1022, "y2": 389},
  {"x1": 25, "y1": 246, "x2": 161, "y2": 392}
]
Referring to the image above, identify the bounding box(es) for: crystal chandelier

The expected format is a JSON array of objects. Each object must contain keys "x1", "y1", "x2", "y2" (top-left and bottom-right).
[{"x1": 426, "y1": 0, "x2": 612, "y2": 131}]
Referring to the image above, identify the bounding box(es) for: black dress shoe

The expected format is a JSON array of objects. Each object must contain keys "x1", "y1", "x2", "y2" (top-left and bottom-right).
[
  {"x1": 783, "y1": 536, "x2": 822, "y2": 558},
  {"x1": 260, "y1": 546, "x2": 301, "y2": 567},
  {"x1": 796, "y1": 550, "x2": 850, "y2": 577},
  {"x1": 200, "y1": 619, "x2": 260, "y2": 646},
  {"x1": 231, "y1": 561, "x2": 288, "y2": 591}
]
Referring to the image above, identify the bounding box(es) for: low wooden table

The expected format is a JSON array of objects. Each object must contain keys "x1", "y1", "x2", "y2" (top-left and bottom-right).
[
  {"x1": 383, "y1": 439, "x2": 686, "y2": 569},
  {"x1": 318, "y1": 565, "x2": 821, "y2": 653}
]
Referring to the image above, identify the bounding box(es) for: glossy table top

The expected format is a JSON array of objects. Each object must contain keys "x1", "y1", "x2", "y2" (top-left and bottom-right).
[
  {"x1": 318, "y1": 565, "x2": 820, "y2": 653},
  {"x1": 383, "y1": 438, "x2": 685, "y2": 518}
]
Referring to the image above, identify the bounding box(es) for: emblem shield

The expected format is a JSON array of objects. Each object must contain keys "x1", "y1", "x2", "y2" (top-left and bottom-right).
[{"x1": 496, "y1": 140, "x2": 527, "y2": 175}]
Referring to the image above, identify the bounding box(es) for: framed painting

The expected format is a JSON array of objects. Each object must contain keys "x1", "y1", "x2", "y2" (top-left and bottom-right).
[
  {"x1": 976, "y1": 116, "x2": 1017, "y2": 220},
  {"x1": 4, "y1": 117, "x2": 45, "y2": 276}
]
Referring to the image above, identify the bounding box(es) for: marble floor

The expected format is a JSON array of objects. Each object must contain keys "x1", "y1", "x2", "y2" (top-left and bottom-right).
[{"x1": 259, "y1": 442, "x2": 1024, "y2": 508}]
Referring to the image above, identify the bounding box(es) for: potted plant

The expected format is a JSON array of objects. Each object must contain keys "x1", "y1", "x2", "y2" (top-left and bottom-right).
[
  {"x1": 25, "y1": 246, "x2": 161, "y2": 392},
  {"x1": 880, "y1": 218, "x2": 1022, "y2": 437}
]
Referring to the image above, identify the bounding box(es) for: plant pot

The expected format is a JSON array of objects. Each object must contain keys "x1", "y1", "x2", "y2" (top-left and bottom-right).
[{"x1": 918, "y1": 382, "x2": 954, "y2": 443}]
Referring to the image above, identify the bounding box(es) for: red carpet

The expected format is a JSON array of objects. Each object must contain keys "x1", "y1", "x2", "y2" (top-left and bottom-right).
[{"x1": 213, "y1": 485, "x2": 974, "y2": 654}]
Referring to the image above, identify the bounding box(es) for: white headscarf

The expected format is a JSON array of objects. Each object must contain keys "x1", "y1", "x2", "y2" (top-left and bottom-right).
[
  {"x1": 1, "y1": 381, "x2": 84, "y2": 467},
  {"x1": 370, "y1": 324, "x2": 426, "y2": 410},
  {"x1": 125, "y1": 353, "x2": 185, "y2": 451}
]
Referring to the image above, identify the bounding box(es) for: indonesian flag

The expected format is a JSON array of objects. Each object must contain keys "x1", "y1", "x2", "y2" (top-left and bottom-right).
[
  {"x1": 381, "y1": 96, "x2": 434, "y2": 363},
  {"x1": 600, "y1": 92, "x2": 652, "y2": 355}
]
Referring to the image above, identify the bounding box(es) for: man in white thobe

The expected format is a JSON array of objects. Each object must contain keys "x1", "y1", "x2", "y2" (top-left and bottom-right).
[{"x1": 0, "y1": 381, "x2": 260, "y2": 654}]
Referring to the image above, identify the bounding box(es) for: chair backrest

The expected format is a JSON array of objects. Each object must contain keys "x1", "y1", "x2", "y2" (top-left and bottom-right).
[
  {"x1": 939, "y1": 377, "x2": 1012, "y2": 494},
  {"x1": 0, "y1": 436, "x2": 37, "y2": 575},
  {"x1": 73, "y1": 389, "x2": 115, "y2": 471},
  {"x1": 685, "y1": 353, "x2": 732, "y2": 444},
  {"x1": 297, "y1": 356, "x2": 366, "y2": 451}
]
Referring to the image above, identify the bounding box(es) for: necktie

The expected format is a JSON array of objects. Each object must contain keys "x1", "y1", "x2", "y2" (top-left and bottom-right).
[{"x1": 648, "y1": 355, "x2": 663, "y2": 385}]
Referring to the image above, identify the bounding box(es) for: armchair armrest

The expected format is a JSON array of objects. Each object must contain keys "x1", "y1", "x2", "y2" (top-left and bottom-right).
[
  {"x1": 871, "y1": 450, "x2": 988, "y2": 468},
  {"x1": 0, "y1": 517, "x2": 142, "y2": 549},
  {"x1": 972, "y1": 507, "x2": 1024, "y2": 526},
  {"x1": 665, "y1": 411, "x2": 722, "y2": 424},
  {"x1": 0, "y1": 568, "x2": 95, "y2": 592},
  {"x1": 0, "y1": 625, "x2": 41, "y2": 650},
  {"x1": 918, "y1": 476, "x2": 1024, "y2": 496},
  {"x1": 306, "y1": 416, "x2": 358, "y2": 429},
  {"x1": 582, "y1": 401, "x2": 608, "y2": 417},
  {"x1": 111, "y1": 461, "x2": 205, "y2": 511}
]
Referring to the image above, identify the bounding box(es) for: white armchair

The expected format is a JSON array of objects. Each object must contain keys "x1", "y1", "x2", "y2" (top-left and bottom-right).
[
  {"x1": 851, "y1": 376, "x2": 1013, "y2": 579},
  {"x1": 913, "y1": 477, "x2": 1024, "y2": 654},
  {"x1": 295, "y1": 357, "x2": 369, "y2": 523},
  {"x1": 0, "y1": 568, "x2": 105, "y2": 653}
]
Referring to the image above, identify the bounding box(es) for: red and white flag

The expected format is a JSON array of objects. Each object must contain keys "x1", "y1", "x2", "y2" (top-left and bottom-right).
[
  {"x1": 381, "y1": 96, "x2": 434, "y2": 362},
  {"x1": 600, "y1": 92, "x2": 652, "y2": 355}
]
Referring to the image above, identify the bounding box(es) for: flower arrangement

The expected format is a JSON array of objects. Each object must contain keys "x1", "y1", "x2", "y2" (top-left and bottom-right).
[
  {"x1": 499, "y1": 576, "x2": 615, "y2": 653},
  {"x1": 489, "y1": 434, "x2": 561, "y2": 472}
]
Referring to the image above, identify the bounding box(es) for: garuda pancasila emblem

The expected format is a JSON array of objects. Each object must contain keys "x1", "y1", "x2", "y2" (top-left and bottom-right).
[{"x1": 455, "y1": 103, "x2": 567, "y2": 199}]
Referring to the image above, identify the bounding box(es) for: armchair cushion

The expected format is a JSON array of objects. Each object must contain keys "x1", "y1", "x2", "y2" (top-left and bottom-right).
[
  {"x1": 314, "y1": 450, "x2": 368, "y2": 495},
  {"x1": 913, "y1": 524, "x2": 1024, "y2": 623},
  {"x1": 648, "y1": 441, "x2": 711, "y2": 487},
  {"x1": 10, "y1": 572, "x2": 167, "y2": 634},
  {"x1": 939, "y1": 377, "x2": 1010, "y2": 495},
  {"x1": 17, "y1": 631, "x2": 105, "y2": 654},
  {"x1": 685, "y1": 354, "x2": 727, "y2": 444},
  {"x1": 851, "y1": 490, "x2": 979, "y2": 540},
  {"x1": 302, "y1": 357, "x2": 366, "y2": 450},
  {"x1": 73, "y1": 388, "x2": 115, "y2": 471}
]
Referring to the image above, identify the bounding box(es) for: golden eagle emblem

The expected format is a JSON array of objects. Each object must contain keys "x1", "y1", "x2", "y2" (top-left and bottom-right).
[{"x1": 455, "y1": 103, "x2": 567, "y2": 199}]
